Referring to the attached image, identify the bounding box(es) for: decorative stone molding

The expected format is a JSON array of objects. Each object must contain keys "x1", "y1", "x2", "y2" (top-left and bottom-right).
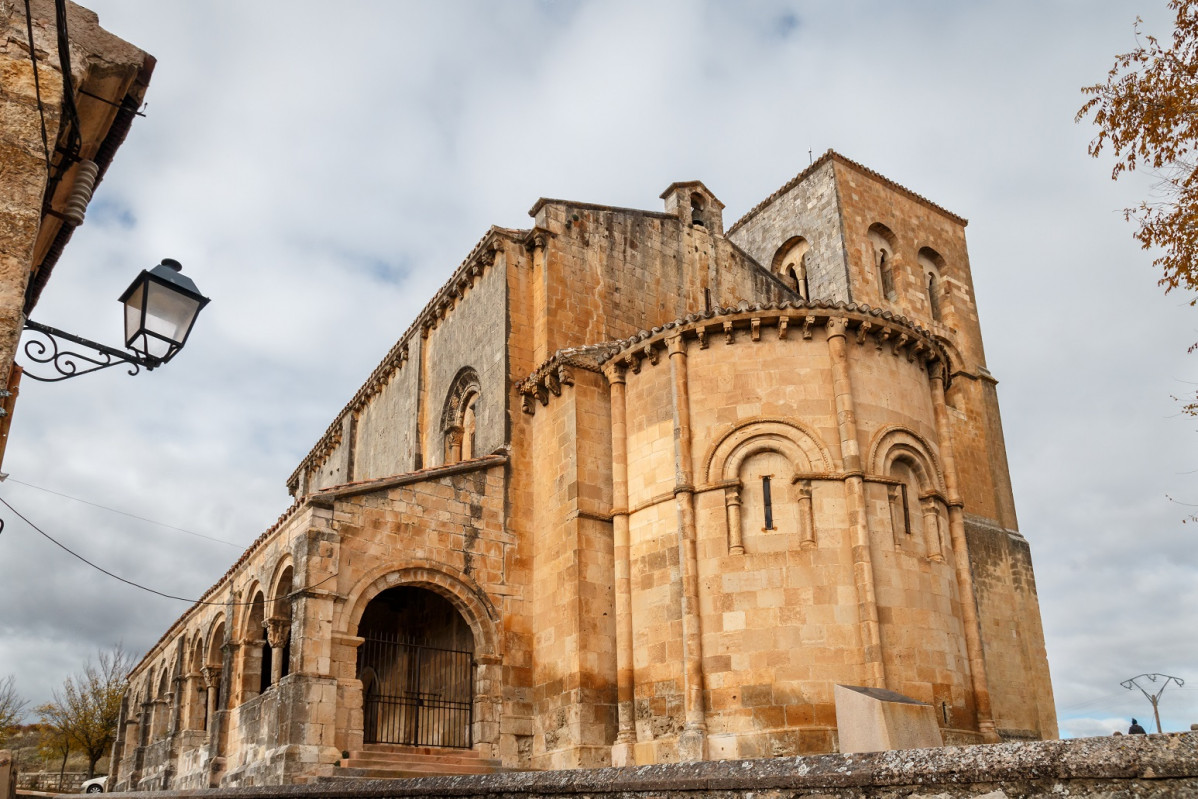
[
  {"x1": 596, "y1": 301, "x2": 946, "y2": 383},
  {"x1": 516, "y1": 343, "x2": 619, "y2": 414}
]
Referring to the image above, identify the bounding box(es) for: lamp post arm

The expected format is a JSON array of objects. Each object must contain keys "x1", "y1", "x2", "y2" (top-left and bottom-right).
[{"x1": 20, "y1": 319, "x2": 153, "y2": 383}]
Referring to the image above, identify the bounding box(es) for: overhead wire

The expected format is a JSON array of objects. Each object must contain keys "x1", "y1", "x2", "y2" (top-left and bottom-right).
[
  {"x1": 0, "y1": 495, "x2": 335, "y2": 607},
  {"x1": 5, "y1": 477, "x2": 242, "y2": 549}
]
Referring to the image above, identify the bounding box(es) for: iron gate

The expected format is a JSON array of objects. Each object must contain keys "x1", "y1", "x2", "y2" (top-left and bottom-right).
[{"x1": 359, "y1": 634, "x2": 474, "y2": 748}]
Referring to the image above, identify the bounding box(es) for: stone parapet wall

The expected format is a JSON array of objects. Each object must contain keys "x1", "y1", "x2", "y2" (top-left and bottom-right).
[{"x1": 81, "y1": 733, "x2": 1198, "y2": 798}]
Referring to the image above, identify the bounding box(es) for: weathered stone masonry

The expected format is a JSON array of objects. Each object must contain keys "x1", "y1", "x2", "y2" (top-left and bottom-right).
[{"x1": 112, "y1": 150, "x2": 1056, "y2": 789}]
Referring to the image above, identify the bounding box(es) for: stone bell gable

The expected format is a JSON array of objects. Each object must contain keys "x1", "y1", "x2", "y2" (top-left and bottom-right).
[{"x1": 110, "y1": 152, "x2": 1055, "y2": 790}]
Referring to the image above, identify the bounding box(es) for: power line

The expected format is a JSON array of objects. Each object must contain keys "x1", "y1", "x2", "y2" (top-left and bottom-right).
[
  {"x1": 0, "y1": 496, "x2": 332, "y2": 607},
  {"x1": 5, "y1": 477, "x2": 241, "y2": 549}
]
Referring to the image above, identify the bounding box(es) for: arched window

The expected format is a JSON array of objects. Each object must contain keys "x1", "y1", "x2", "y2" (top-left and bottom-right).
[
  {"x1": 918, "y1": 247, "x2": 947, "y2": 322},
  {"x1": 771, "y1": 236, "x2": 811, "y2": 300},
  {"x1": 888, "y1": 459, "x2": 923, "y2": 545},
  {"x1": 708, "y1": 421, "x2": 832, "y2": 554},
  {"x1": 868, "y1": 224, "x2": 897, "y2": 302},
  {"x1": 442, "y1": 367, "x2": 482, "y2": 465}
]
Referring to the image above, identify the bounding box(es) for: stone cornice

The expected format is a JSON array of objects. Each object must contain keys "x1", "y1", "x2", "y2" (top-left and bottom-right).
[
  {"x1": 515, "y1": 343, "x2": 621, "y2": 415},
  {"x1": 286, "y1": 226, "x2": 527, "y2": 493},
  {"x1": 604, "y1": 299, "x2": 948, "y2": 375},
  {"x1": 311, "y1": 454, "x2": 508, "y2": 501}
]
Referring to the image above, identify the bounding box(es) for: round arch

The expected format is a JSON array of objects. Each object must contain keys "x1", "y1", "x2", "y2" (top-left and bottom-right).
[
  {"x1": 340, "y1": 562, "x2": 501, "y2": 659},
  {"x1": 867, "y1": 426, "x2": 946, "y2": 494},
  {"x1": 705, "y1": 418, "x2": 835, "y2": 483}
]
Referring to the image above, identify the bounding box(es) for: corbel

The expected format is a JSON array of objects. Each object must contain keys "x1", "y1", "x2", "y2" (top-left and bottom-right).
[
  {"x1": 535, "y1": 383, "x2": 549, "y2": 406},
  {"x1": 892, "y1": 332, "x2": 909, "y2": 357},
  {"x1": 855, "y1": 320, "x2": 872, "y2": 346},
  {"x1": 557, "y1": 364, "x2": 575, "y2": 387},
  {"x1": 521, "y1": 392, "x2": 536, "y2": 415},
  {"x1": 875, "y1": 326, "x2": 891, "y2": 350},
  {"x1": 625, "y1": 353, "x2": 640, "y2": 375},
  {"x1": 545, "y1": 370, "x2": 561, "y2": 397},
  {"x1": 696, "y1": 326, "x2": 708, "y2": 349},
  {"x1": 723, "y1": 320, "x2": 734, "y2": 345},
  {"x1": 750, "y1": 317, "x2": 761, "y2": 341},
  {"x1": 643, "y1": 342, "x2": 658, "y2": 365},
  {"x1": 778, "y1": 317, "x2": 789, "y2": 340},
  {"x1": 803, "y1": 315, "x2": 816, "y2": 340},
  {"x1": 910, "y1": 340, "x2": 927, "y2": 363}
]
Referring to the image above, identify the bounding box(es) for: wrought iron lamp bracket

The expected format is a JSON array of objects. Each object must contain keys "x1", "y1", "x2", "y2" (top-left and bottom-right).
[{"x1": 20, "y1": 319, "x2": 159, "y2": 382}]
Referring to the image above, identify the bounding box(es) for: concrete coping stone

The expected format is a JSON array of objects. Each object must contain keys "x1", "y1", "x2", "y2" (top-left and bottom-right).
[{"x1": 83, "y1": 733, "x2": 1198, "y2": 798}]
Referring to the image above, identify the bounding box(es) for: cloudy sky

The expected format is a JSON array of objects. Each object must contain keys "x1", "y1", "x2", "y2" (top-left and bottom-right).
[{"x1": 1, "y1": 0, "x2": 1195, "y2": 742}]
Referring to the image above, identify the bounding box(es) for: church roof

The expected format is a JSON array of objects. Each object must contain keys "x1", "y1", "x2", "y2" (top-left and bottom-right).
[{"x1": 726, "y1": 150, "x2": 968, "y2": 236}]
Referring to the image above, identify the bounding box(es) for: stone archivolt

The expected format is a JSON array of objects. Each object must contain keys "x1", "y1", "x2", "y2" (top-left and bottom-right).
[{"x1": 112, "y1": 154, "x2": 1056, "y2": 790}]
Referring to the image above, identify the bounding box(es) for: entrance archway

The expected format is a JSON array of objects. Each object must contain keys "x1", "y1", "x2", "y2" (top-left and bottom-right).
[{"x1": 356, "y1": 586, "x2": 476, "y2": 748}]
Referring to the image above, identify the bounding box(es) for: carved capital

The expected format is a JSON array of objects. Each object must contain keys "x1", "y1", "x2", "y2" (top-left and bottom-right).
[
  {"x1": 824, "y1": 316, "x2": 849, "y2": 339},
  {"x1": 445, "y1": 426, "x2": 464, "y2": 446},
  {"x1": 603, "y1": 361, "x2": 626, "y2": 385},
  {"x1": 723, "y1": 485, "x2": 741, "y2": 507},
  {"x1": 264, "y1": 617, "x2": 291, "y2": 650},
  {"x1": 666, "y1": 333, "x2": 686, "y2": 356},
  {"x1": 201, "y1": 666, "x2": 222, "y2": 690},
  {"x1": 928, "y1": 359, "x2": 947, "y2": 383}
]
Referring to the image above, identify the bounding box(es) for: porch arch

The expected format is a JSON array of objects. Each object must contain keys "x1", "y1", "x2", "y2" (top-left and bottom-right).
[{"x1": 340, "y1": 562, "x2": 500, "y2": 659}]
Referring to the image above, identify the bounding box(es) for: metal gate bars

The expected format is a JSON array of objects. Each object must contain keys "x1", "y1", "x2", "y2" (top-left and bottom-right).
[{"x1": 359, "y1": 635, "x2": 474, "y2": 748}]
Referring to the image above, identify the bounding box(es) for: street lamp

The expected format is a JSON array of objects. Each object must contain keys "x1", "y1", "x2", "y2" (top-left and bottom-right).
[{"x1": 22, "y1": 258, "x2": 210, "y2": 382}]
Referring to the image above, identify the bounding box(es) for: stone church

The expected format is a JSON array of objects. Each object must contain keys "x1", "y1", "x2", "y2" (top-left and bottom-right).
[{"x1": 109, "y1": 151, "x2": 1057, "y2": 789}]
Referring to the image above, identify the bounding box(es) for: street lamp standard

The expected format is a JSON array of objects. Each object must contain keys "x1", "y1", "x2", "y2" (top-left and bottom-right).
[{"x1": 22, "y1": 259, "x2": 210, "y2": 382}]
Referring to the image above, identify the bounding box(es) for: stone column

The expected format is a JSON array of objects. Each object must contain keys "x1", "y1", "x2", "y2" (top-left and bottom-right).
[
  {"x1": 445, "y1": 426, "x2": 463, "y2": 464},
  {"x1": 825, "y1": 316, "x2": 886, "y2": 689},
  {"x1": 795, "y1": 479, "x2": 816, "y2": 549},
  {"x1": 604, "y1": 362, "x2": 636, "y2": 766},
  {"x1": 667, "y1": 334, "x2": 706, "y2": 761},
  {"x1": 266, "y1": 617, "x2": 291, "y2": 686},
  {"x1": 929, "y1": 362, "x2": 999, "y2": 742},
  {"x1": 920, "y1": 497, "x2": 944, "y2": 562},
  {"x1": 724, "y1": 486, "x2": 744, "y2": 554},
  {"x1": 201, "y1": 666, "x2": 222, "y2": 739}
]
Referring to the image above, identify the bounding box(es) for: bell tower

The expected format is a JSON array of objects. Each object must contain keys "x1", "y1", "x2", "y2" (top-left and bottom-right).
[{"x1": 660, "y1": 180, "x2": 725, "y2": 235}]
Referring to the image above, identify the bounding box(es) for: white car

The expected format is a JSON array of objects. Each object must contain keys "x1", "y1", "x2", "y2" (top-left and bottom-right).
[{"x1": 81, "y1": 777, "x2": 107, "y2": 793}]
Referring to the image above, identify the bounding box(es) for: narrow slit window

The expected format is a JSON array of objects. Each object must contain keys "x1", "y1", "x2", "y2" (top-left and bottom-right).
[
  {"x1": 762, "y1": 475, "x2": 774, "y2": 530},
  {"x1": 899, "y1": 483, "x2": 911, "y2": 535}
]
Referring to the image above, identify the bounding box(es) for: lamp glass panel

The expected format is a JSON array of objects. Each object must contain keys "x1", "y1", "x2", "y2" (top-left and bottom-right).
[
  {"x1": 139, "y1": 281, "x2": 202, "y2": 359},
  {"x1": 123, "y1": 282, "x2": 145, "y2": 348}
]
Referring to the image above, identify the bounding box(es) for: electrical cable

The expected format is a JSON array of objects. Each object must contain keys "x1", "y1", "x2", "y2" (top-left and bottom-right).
[
  {"x1": 6, "y1": 477, "x2": 241, "y2": 549},
  {"x1": 0, "y1": 495, "x2": 335, "y2": 606},
  {"x1": 22, "y1": 0, "x2": 51, "y2": 173}
]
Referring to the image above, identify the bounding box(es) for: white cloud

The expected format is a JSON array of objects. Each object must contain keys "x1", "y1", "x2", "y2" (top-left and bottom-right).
[{"x1": 1, "y1": 0, "x2": 1195, "y2": 742}]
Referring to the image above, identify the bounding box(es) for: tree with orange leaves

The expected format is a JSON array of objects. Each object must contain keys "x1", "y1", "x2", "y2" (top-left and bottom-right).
[{"x1": 1078, "y1": 0, "x2": 1198, "y2": 301}]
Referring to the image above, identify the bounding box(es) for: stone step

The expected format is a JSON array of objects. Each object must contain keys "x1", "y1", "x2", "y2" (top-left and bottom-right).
[
  {"x1": 332, "y1": 744, "x2": 500, "y2": 779},
  {"x1": 333, "y1": 764, "x2": 492, "y2": 779},
  {"x1": 343, "y1": 758, "x2": 493, "y2": 772}
]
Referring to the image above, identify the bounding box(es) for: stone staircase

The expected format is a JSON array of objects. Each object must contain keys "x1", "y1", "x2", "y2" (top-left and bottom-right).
[{"x1": 329, "y1": 744, "x2": 502, "y2": 780}]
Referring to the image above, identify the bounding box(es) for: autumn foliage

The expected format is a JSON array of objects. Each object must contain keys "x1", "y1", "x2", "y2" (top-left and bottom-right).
[{"x1": 1078, "y1": 0, "x2": 1198, "y2": 300}]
